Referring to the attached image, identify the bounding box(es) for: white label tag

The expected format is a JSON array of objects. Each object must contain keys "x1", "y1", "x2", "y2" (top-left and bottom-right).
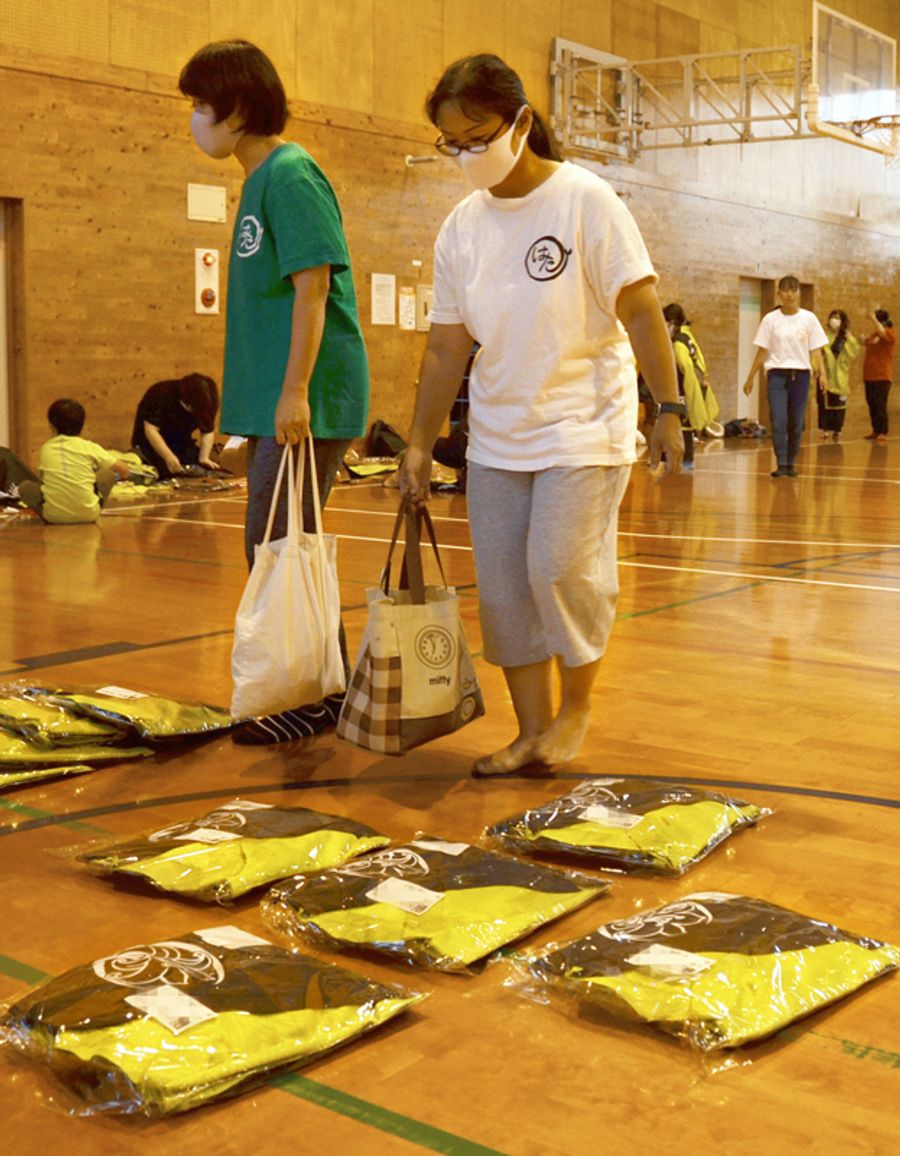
[
  {"x1": 173, "y1": 827, "x2": 242, "y2": 844},
  {"x1": 580, "y1": 804, "x2": 643, "y2": 829},
  {"x1": 683, "y1": 892, "x2": 738, "y2": 902},
  {"x1": 125, "y1": 985, "x2": 217, "y2": 1034},
  {"x1": 626, "y1": 944, "x2": 714, "y2": 978},
  {"x1": 96, "y1": 685, "x2": 147, "y2": 700},
  {"x1": 219, "y1": 799, "x2": 274, "y2": 811},
  {"x1": 194, "y1": 926, "x2": 273, "y2": 950},
  {"x1": 367, "y1": 876, "x2": 445, "y2": 916},
  {"x1": 410, "y1": 838, "x2": 470, "y2": 857}
]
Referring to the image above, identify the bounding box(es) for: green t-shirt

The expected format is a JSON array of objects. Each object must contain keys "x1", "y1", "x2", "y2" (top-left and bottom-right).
[{"x1": 223, "y1": 142, "x2": 369, "y2": 439}]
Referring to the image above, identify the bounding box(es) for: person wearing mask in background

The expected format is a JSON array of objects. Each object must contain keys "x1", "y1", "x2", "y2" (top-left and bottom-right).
[
  {"x1": 131, "y1": 372, "x2": 220, "y2": 478},
  {"x1": 817, "y1": 310, "x2": 859, "y2": 441},
  {"x1": 399, "y1": 54, "x2": 683, "y2": 777},
  {"x1": 742, "y1": 275, "x2": 829, "y2": 477},
  {"x1": 863, "y1": 309, "x2": 895, "y2": 444},
  {"x1": 179, "y1": 40, "x2": 369, "y2": 744}
]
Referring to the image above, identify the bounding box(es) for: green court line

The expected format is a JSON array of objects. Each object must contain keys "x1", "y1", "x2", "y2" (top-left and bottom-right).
[
  {"x1": 0, "y1": 955, "x2": 50, "y2": 985},
  {"x1": 0, "y1": 797, "x2": 107, "y2": 835},
  {"x1": 272, "y1": 1073, "x2": 508, "y2": 1154}
]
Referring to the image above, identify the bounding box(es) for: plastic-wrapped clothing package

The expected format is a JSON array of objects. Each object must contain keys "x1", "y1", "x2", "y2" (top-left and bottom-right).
[
  {"x1": 76, "y1": 799, "x2": 391, "y2": 902},
  {"x1": 0, "y1": 925, "x2": 425, "y2": 1116},
  {"x1": 514, "y1": 892, "x2": 900, "y2": 1050},
  {"x1": 0, "y1": 692, "x2": 127, "y2": 746},
  {"x1": 0, "y1": 726, "x2": 152, "y2": 768},
  {"x1": 263, "y1": 836, "x2": 609, "y2": 971},
  {"x1": 24, "y1": 685, "x2": 234, "y2": 739},
  {"x1": 485, "y1": 777, "x2": 770, "y2": 874},
  {"x1": 0, "y1": 764, "x2": 96, "y2": 789}
]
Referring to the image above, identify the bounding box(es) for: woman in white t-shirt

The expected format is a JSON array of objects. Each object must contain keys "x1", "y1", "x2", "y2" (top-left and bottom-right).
[
  {"x1": 399, "y1": 55, "x2": 684, "y2": 776},
  {"x1": 742, "y1": 275, "x2": 829, "y2": 477}
]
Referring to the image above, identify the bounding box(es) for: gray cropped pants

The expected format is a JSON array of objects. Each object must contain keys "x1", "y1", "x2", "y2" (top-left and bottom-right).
[{"x1": 466, "y1": 462, "x2": 631, "y2": 669}]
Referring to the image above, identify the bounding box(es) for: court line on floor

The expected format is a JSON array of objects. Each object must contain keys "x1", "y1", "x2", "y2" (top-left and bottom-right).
[
  {"x1": 1, "y1": 771, "x2": 896, "y2": 842},
  {"x1": 619, "y1": 560, "x2": 900, "y2": 594}
]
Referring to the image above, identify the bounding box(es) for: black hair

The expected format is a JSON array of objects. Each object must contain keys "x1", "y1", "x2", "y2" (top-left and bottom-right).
[
  {"x1": 662, "y1": 303, "x2": 689, "y2": 329},
  {"x1": 47, "y1": 399, "x2": 86, "y2": 437},
  {"x1": 828, "y1": 309, "x2": 850, "y2": 356},
  {"x1": 875, "y1": 308, "x2": 893, "y2": 328},
  {"x1": 179, "y1": 40, "x2": 287, "y2": 136},
  {"x1": 425, "y1": 54, "x2": 563, "y2": 161},
  {"x1": 778, "y1": 275, "x2": 801, "y2": 291},
  {"x1": 178, "y1": 373, "x2": 219, "y2": 433}
]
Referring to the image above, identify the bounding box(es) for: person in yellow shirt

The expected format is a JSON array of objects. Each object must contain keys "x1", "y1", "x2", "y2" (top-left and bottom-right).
[{"x1": 20, "y1": 399, "x2": 130, "y2": 524}]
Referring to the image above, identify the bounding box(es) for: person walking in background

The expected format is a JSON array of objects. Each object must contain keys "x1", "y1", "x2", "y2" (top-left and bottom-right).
[
  {"x1": 131, "y1": 372, "x2": 220, "y2": 478},
  {"x1": 399, "y1": 54, "x2": 683, "y2": 777},
  {"x1": 817, "y1": 310, "x2": 859, "y2": 441},
  {"x1": 742, "y1": 275, "x2": 829, "y2": 477},
  {"x1": 179, "y1": 39, "x2": 369, "y2": 744},
  {"x1": 863, "y1": 309, "x2": 895, "y2": 444}
]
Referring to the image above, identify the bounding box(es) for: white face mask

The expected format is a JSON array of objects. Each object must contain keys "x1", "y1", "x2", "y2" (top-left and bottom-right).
[
  {"x1": 453, "y1": 107, "x2": 528, "y2": 190},
  {"x1": 190, "y1": 109, "x2": 243, "y2": 159},
  {"x1": 828, "y1": 317, "x2": 841, "y2": 331}
]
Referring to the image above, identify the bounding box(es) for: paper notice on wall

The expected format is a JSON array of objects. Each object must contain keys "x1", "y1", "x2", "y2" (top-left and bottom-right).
[
  {"x1": 371, "y1": 273, "x2": 396, "y2": 325},
  {"x1": 399, "y1": 286, "x2": 416, "y2": 331}
]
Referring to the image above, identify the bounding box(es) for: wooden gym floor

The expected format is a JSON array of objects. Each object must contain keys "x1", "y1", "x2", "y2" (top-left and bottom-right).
[{"x1": 1, "y1": 431, "x2": 898, "y2": 1155}]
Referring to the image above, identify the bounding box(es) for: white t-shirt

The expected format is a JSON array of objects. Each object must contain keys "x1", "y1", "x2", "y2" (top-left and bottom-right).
[
  {"x1": 753, "y1": 308, "x2": 829, "y2": 371},
  {"x1": 430, "y1": 162, "x2": 656, "y2": 470}
]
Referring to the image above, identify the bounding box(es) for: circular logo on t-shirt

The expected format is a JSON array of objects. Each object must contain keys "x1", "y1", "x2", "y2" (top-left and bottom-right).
[
  {"x1": 525, "y1": 236, "x2": 571, "y2": 281},
  {"x1": 236, "y1": 214, "x2": 264, "y2": 258}
]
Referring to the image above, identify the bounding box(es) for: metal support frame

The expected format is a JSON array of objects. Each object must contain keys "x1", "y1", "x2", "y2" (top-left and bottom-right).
[{"x1": 551, "y1": 38, "x2": 813, "y2": 163}]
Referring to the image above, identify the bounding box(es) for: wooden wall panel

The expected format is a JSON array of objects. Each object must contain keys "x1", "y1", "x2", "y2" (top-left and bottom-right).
[
  {"x1": 442, "y1": 0, "x2": 506, "y2": 67},
  {"x1": 656, "y1": 5, "x2": 701, "y2": 57},
  {"x1": 560, "y1": 0, "x2": 612, "y2": 53},
  {"x1": 503, "y1": 0, "x2": 561, "y2": 118},
  {"x1": 209, "y1": 0, "x2": 297, "y2": 99},
  {"x1": 110, "y1": 0, "x2": 210, "y2": 78},
  {"x1": 294, "y1": 0, "x2": 373, "y2": 114},
  {"x1": 372, "y1": 0, "x2": 443, "y2": 124},
  {"x1": 612, "y1": 0, "x2": 660, "y2": 62},
  {"x1": 0, "y1": 0, "x2": 110, "y2": 63}
]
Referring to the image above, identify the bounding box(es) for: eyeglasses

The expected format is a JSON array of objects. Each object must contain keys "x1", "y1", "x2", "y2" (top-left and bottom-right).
[{"x1": 434, "y1": 119, "x2": 510, "y2": 156}]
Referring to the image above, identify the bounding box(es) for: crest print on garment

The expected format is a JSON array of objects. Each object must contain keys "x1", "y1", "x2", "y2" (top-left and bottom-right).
[{"x1": 525, "y1": 236, "x2": 571, "y2": 281}]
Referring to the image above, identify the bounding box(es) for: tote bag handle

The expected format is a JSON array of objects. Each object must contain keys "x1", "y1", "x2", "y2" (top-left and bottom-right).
[
  {"x1": 381, "y1": 496, "x2": 448, "y2": 604},
  {"x1": 260, "y1": 436, "x2": 327, "y2": 550}
]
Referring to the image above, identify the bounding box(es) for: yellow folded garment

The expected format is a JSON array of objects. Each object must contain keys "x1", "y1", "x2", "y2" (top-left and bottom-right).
[
  {"x1": 0, "y1": 726, "x2": 151, "y2": 766},
  {"x1": 28, "y1": 685, "x2": 234, "y2": 738},
  {"x1": 2, "y1": 925, "x2": 424, "y2": 1116},
  {"x1": 0, "y1": 693, "x2": 126, "y2": 745},
  {"x1": 264, "y1": 836, "x2": 608, "y2": 971},
  {"x1": 517, "y1": 893, "x2": 900, "y2": 1050},
  {"x1": 79, "y1": 799, "x2": 390, "y2": 901},
  {"x1": 486, "y1": 777, "x2": 771, "y2": 874}
]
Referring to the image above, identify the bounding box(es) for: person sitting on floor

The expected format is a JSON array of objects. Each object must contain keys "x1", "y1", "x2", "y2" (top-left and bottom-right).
[
  {"x1": 15, "y1": 399, "x2": 130, "y2": 523},
  {"x1": 131, "y1": 373, "x2": 221, "y2": 479}
]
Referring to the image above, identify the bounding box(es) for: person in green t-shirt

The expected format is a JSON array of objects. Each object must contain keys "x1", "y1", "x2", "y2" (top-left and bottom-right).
[
  {"x1": 178, "y1": 40, "x2": 369, "y2": 745},
  {"x1": 14, "y1": 399, "x2": 130, "y2": 524}
]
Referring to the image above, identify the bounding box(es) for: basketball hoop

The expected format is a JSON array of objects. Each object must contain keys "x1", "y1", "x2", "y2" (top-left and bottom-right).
[{"x1": 850, "y1": 115, "x2": 900, "y2": 168}]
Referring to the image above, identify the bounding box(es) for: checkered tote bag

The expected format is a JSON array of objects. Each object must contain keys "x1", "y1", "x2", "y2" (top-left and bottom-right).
[{"x1": 337, "y1": 499, "x2": 484, "y2": 754}]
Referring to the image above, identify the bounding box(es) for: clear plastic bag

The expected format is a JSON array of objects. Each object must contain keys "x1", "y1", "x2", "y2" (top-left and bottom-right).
[
  {"x1": 263, "y1": 835, "x2": 609, "y2": 972},
  {"x1": 23, "y1": 684, "x2": 234, "y2": 739},
  {"x1": 0, "y1": 688, "x2": 128, "y2": 746},
  {"x1": 0, "y1": 924, "x2": 425, "y2": 1116},
  {"x1": 508, "y1": 892, "x2": 900, "y2": 1051},
  {"x1": 73, "y1": 799, "x2": 391, "y2": 902},
  {"x1": 485, "y1": 777, "x2": 771, "y2": 874}
]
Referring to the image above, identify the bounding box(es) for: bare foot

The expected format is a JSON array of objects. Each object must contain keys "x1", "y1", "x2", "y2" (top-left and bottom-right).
[
  {"x1": 532, "y1": 709, "x2": 591, "y2": 765},
  {"x1": 471, "y1": 735, "x2": 541, "y2": 777}
]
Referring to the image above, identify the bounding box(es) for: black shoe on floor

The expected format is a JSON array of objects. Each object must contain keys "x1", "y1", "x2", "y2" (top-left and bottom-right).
[
  {"x1": 785, "y1": 466, "x2": 798, "y2": 477},
  {"x1": 232, "y1": 692, "x2": 346, "y2": 746},
  {"x1": 771, "y1": 467, "x2": 788, "y2": 477}
]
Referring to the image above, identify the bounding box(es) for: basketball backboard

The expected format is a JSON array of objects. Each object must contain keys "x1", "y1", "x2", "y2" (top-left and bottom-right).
[{"x1": 811, "y1": 2, "x2": 897, "y2": 156}]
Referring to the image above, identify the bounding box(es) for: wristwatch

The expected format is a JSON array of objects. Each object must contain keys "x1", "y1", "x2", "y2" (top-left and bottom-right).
[{"x1": 657, "y1": 401, "x2": 687, "y2": 417}]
